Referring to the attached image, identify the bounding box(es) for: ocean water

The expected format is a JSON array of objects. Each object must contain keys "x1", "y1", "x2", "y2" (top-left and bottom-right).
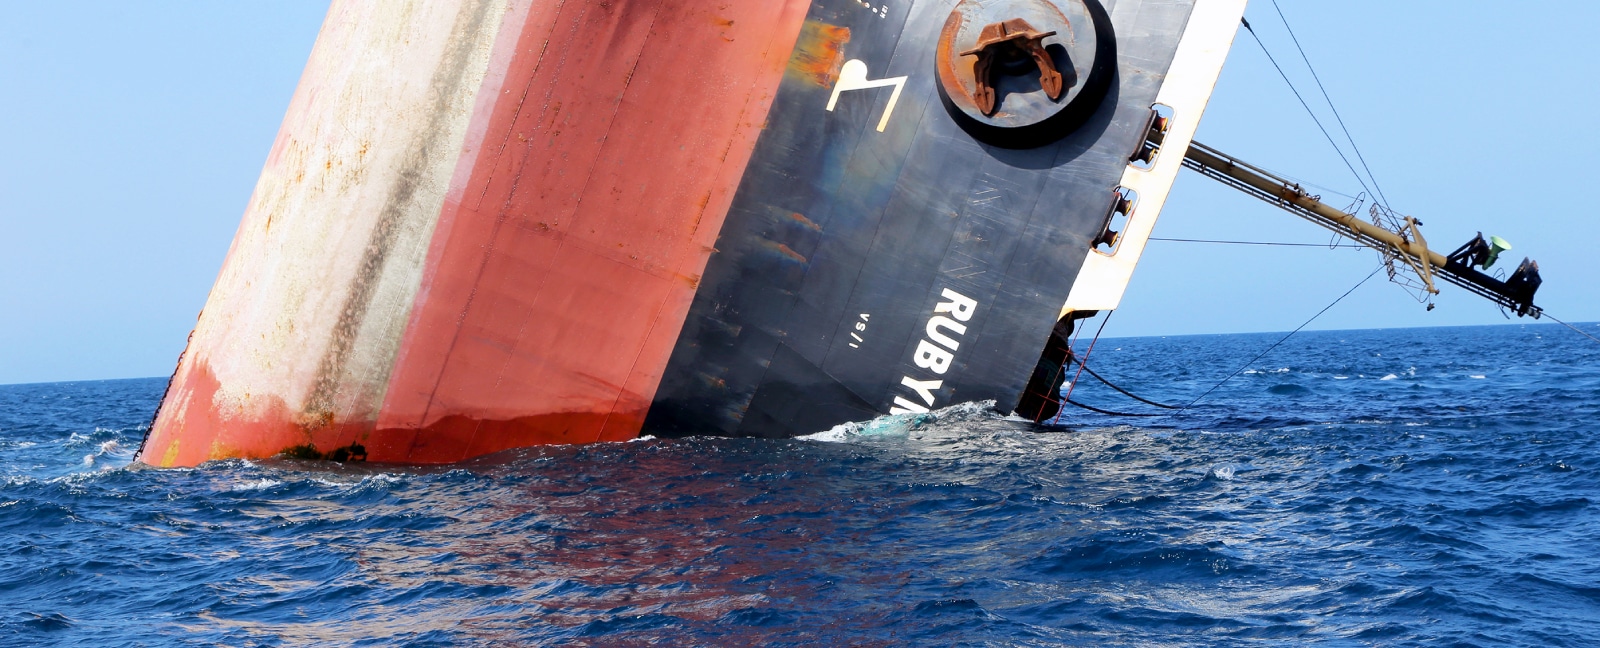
[{"x1": 3, "y1": 323, "x2": 1598, "y2": 646}]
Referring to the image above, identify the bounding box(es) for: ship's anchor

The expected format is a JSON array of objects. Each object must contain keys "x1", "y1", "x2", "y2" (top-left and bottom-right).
[
  {"x1": 959, "y1": 18, "x2": 1064, "y2": 115},
  {"x1": 934, "y1": 0, "x2": 1109, "y2": 148}
]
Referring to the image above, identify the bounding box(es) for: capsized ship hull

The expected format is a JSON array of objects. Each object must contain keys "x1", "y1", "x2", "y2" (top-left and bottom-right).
[{"x1": 137, "y1": 0, "x2": 1245, "y2": 467}]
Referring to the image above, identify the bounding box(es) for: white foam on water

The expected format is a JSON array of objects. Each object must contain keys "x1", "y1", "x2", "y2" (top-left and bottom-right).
[
  {"x1": 45, "y1": 464, "x2": 129, "y2": 485},
  {"x1": 799, "y1": 424, "x2": 857, "y2": 443},
  {"x1": 357, "y1": 473, "x2": 407, "y2": 489},
  {"x1": 96, "y1": 440, "x2": 131, "y2": 458},
  {"x1": 802, "y1": 416, "x2": 915, "y2": 443},
  {"x1": 800, "y1": 401, "x2": 997, "y2": 443},
  {"x1": 229, "y1": 478, "x2": 283, "y2": 492}
]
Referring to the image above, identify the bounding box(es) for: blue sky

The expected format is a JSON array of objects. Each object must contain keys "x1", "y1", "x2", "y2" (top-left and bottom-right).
[
  {"x1": 1113, "y1": 1, "x2": 1600, "y2": 341},
  {"x1": 1, "y1": 1, "x2": 1596, "y2": 384}
]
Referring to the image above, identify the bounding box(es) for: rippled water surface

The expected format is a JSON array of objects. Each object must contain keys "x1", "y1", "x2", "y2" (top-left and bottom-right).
[{"x1": 4, "y1": 323, "x2": 1599, "y2": 646}]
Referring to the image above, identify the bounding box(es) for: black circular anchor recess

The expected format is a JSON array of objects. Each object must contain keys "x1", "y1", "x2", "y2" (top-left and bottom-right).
[{"x1": 935, "y1": 0, "x2": 1115, "y2": 149}]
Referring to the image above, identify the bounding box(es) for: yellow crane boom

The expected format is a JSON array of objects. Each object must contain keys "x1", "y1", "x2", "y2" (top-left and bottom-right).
[{"x1": 1179, "y1": 140, "x2": 1543, "y2": 318}]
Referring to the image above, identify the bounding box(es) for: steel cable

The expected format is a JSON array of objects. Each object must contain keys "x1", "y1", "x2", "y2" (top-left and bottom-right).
[
  {"x1": 1051, "y1": 312, "x2": 1112, "y2": 424},
  {"x1": 1063, "y1": 398, "x2": 1167, "y2": 417},
  {"x1": 1179, "y1": 265, "x2": 1384, "y2": 413},
  {"x1": 1149, "y1": 237, "x2": 1363, "y2": 249},
  {"x1": 1545, "y1": 313, "x2": 1600, "y2": 347},
  {"x1": 1240, "y1": 17, "x2": 1379, "y2": 207},
  {"x1": 1270, "y1": 0, "x2": 1395, "y2": 212},
  {"x1": 1066, "y1": 352, "x2": 1180, "y2": 409}
]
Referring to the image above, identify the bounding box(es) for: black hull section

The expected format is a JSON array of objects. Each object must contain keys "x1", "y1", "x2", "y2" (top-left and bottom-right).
[{"x1": 644, "y1": 0, "x2": 1198, "y2": 438}]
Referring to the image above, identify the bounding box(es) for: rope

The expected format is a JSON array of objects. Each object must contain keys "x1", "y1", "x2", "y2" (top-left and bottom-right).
[
  {"x1": 1052, "y1": 312, "x2": 1112, "y2": 424},
  {"x1": 1546, "y1": 312, "x2": 1600, "y2": 347},
  {"x1": 1068, "y1": 310, "x2": 1087, "y2": 353},
  {"x1": 1067, "y1": 352, "x2": 1179, "y2": 409},
  {"x1": 1149, "y1": 237, "x2": 1363, "y2": 249},
  {"x1": 1063, "y1": 398, "x2": 1167, "y2": 417},
  {"x1": 1270, "y1": 0, "x2": 1394, "y2": 212},
  {"x1": 1179, "y1": 265, "x2": 1384, "y2": 412},
  {"x1": 1240, "y1": 17, "x2": 1379, "y2": 206},
  {"x1": 1053, "y1": 313, "x2": 1182, "y2": 419}
]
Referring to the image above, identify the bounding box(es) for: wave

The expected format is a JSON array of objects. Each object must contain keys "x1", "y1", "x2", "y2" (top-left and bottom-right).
[
  {"x1": 4, "y1": 326, "x2": 1600, "y2": 645},
  {"x1": 800, "y1": 400, "x2": 1000, "y2": 443}
]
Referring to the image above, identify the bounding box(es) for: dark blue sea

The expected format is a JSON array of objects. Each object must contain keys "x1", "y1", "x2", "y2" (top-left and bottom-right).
[{"x1": 4, "y1": 323, "x2": 1599, "y2": 646}]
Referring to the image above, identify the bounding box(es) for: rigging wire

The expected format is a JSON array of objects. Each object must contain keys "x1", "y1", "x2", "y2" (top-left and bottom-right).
[
  {"x1": 1178, "y1": 265, "x2": 1385, "y2": 413},
  {"x1": 1067, "y1": 352, "x2": 1179, "y2": 409},
  {"x1": 1149, "y1": 237, "x2": 1363, "y2": 249},
  {"x1": 1545, "y1": 312, "x2": 1600, "y2": 347},
  {"x1": 1282, "y1": 180, "x2": 1359, "y2": 203},
  {"x1": 1063, "y1": 398, "x2": 1166, "y2": 417},
  {"x1": 1240, "y1": 17, "x2": 1379, "y2": 208},
  {"x1": 1270, "y1": 0, "x2": 1394, "y2": 211},
  {"x1": 1051, "y1": 311, "x2": 1113, "y2": 424}
]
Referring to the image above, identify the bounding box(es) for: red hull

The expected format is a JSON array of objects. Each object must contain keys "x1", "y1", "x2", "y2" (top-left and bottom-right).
[{"x1": 142, "y1": 0, "x2": 813, "y2": 466}]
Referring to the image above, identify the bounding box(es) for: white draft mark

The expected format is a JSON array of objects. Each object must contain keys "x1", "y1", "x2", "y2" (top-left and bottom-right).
[{"x1": 826, "y1": 59, "x2": 908, "y2": 133}]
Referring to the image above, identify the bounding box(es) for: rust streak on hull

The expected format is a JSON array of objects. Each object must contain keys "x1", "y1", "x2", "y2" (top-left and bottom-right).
[{"x1": 140, "y1": 0, "x2": 812, "y2": 466}]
